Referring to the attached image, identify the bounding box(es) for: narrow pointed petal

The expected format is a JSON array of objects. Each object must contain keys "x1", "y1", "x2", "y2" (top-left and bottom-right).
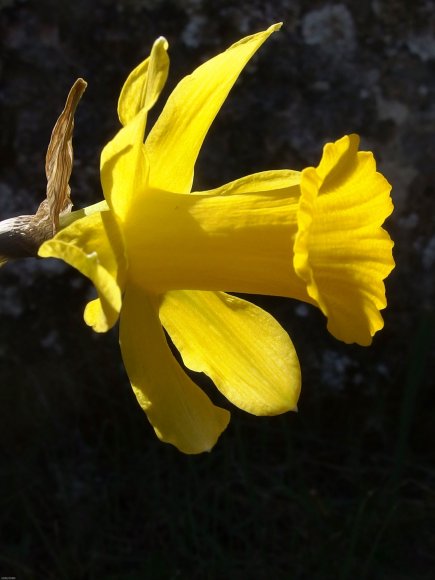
[
  {"x1": 39, "y1": 211, "x2": 126, "y2": 332},
  {"x1": 294, "y1": 134, "x2": 395, "y2": 345},
  {"x1": 194, "y1": 168, "x2": 301, "y2": 195},
  {"x1": 160, "y1": 290, "x2": 301, "y2": 415},
  {"x1": 125, "y1": 170, "x2": 310, "y2": 301},
  {"x1": 101, "y1": 38, "x2": 169, "y2": 219},
  {"x1": 118, "y1": 37, "x2": 169, "y2": 126},
  {"x1": 120, "y1": 285, "x2": 230, "y2": 454},
  {"x1": 144, "y1": 23, "x2": 282, "y2": 193},
  {"x1": 100, "y1": 109, "x2": 149, "y2": 221}
]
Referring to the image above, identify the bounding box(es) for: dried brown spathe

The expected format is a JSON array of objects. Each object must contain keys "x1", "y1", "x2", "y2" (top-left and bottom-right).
[{"x1": 0, "y1": 78, "x2": 87, "y2": 265}]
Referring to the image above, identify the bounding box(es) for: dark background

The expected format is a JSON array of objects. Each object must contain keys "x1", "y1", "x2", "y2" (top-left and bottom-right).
[{"x1": 0, "y1": 1, "x2": 434, "y2": 578}]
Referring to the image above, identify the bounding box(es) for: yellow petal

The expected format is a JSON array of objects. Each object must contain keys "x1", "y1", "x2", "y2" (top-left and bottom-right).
[
  {"x1": 160, "y1": 290, "x2": 301, "y2": 415},
  {"x1": 144, "y1": 23, "x2": 282, "y2": 193},
  {"x1": 39, "y1": 211, "x2": 126, "y2": 332},
  {"x1": 194, "y1": 168, "x2": 301, "y2": 195},
  {"x1": 83, "y1": 297, "x2": 109, "y2": 332},
  {"x1": 100, "y1": 109, "x2": 149, "y2": 221},
  {"x1": 101, "y1": 38, "x2": 169, "y2": 219},
  {"x1": 120, "y1": 285, "x2": 230, "y2": 454},
  {"x1": 125, "y1": 170, "x2": 311, "y2": 302},
  {"x1": 294, "y1": 134, "x2": 395, "y2": 345},
  {"x1": 118, "y1": 37, "x2": 169, "y2": 126}
]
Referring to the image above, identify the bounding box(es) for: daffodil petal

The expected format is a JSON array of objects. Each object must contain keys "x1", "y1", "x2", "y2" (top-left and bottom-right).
[
  {"x1": 294, "y1": 134, "x2": 395, "y2": 345},
  {"x1": 83, "y1": 297, "x2": 112, "y2": 333},
  {"x1": 101, "y1": 38, "x2": 170, "y2": 219},
  {"x1": 39, "y1": 211, "x2": 126, "y2": 332},
  {"x1": 100, "y1": 111, "x2": 149, "y2": 221},
  {"x1": 120, "y1": 285, "x2": 230, "y2": 454},
  {"x1": 118, "y1": 37, "x2": 169, "y2": 126},
  {"x1": 160, "y1": 290, "x2": 301, "y2": 415},
  {"x1": 144, "y1": 23, "x2": 282, "y2": 193},
  {"x1": 125, "y1": 171, "x2": 311, "y2": 302},
  {"x1": 194, "y1": 168, "x2": 301, "y2": 195}
]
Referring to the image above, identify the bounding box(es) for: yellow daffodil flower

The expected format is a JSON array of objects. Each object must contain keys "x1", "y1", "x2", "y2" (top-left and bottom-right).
[{"x1": 39, "y1": 24, "x2": 394, "y2": 453}]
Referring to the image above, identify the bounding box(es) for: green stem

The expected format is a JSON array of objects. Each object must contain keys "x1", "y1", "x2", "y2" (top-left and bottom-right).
[{"x1": 59, "y1": 200, "x2": 109, "y2": 229}]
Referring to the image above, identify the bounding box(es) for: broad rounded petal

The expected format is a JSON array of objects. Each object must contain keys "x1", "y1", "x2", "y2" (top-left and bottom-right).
[
  {"x1": 160, "y1": 290, "x2": 301, "y2": 415},
  {"x1": 120, "y1": 285, "x2": 230, "y2": 454},
  {"x1": 294, "y1": 134, "x2": 395, "y2": 346},
  {"x1": 118, "y1": 37, "x2": 169, "y2": 126},
  {"x1": 125, "y1": 172, "x2": 311, "y2": 302},
  {"x1": 145, "y1": 23, "x2": 282, "y2": 193},
  {"x1": 39, "y1": 211, "x2": 126, "y2": 332}
]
